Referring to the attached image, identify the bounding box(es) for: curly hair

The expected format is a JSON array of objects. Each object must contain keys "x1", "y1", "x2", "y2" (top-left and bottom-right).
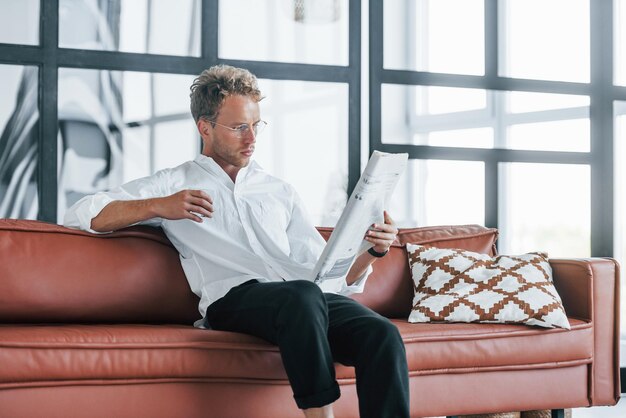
[{"x1": 189, "y1": 65, "x2": 263, "y2": 123}]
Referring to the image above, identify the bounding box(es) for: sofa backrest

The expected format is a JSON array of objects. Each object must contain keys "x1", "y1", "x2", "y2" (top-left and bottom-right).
[
  {"x1": 0, "y1": 219, "x2": 497, "y2": 324},
  {"x1": 0, "y1": 219, "x2": 200, "y2": 324}
]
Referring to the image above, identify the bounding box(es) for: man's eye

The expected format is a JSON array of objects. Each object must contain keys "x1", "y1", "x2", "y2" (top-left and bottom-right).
[{"x1": 236, "y1": 125, "x2": 249, "y2": 132}]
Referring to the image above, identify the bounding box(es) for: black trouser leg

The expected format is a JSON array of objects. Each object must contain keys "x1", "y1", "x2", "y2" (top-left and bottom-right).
[
  {"x1": 205, "y1": 280, "x2": 340, "y2": 409},
  {"x1": 205, "y1": 280, "x2": 410, "y2": 415},
  {"x1": 325, "y1": 293, "x2": 410, "y2": 418}
]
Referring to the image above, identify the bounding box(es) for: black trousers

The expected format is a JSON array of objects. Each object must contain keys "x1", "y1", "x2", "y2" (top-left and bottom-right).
[{"x1": 205, "y1": 279, "x2": 410, "y2": 417}]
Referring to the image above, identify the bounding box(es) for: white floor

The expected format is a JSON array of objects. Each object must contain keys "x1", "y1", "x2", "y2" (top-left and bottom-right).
[{"x1": 572, "y1": 395, "x2": 625, "y2": 418}]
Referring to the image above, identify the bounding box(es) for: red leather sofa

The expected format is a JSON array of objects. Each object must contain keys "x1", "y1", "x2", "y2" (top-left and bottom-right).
[{"x1": 0, "y1": 219, "x2": 620, "y2": 417}]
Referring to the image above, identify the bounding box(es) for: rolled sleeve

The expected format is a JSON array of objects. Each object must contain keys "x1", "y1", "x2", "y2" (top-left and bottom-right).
[
  {"x1": 339, "y1": 264, "x2": 372, "y2": 295},
  {"x1": 317, "y1": 263, "x2": 372, "y2": 296},
  {"x1": 63, "y1": 192, "x2": 117, "y2": 234},
  {"x1": 63, "y1": 169, "x2": 171, "y2": 233}
]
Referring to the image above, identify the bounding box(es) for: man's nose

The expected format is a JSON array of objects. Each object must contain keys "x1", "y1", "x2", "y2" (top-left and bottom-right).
[{"x1": 242, "y1": 128, "x2": 256, "y2": 142}]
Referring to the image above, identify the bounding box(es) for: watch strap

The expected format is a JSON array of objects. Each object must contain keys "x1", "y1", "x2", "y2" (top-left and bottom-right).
[{"x1": 367, "y1": 247, "x2": 388, "y2": 258}]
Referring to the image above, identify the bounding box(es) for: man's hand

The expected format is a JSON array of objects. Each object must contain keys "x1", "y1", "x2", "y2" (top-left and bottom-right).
[
  {"x1": 152, "y1": 189, "x2": 214, "y2": 223},
  {"x1": 346, "y1": 211, "x2": 398, "y2": 285},
  {"x1": 365, "y1": 211, "x2": 398, "y2": 254}
]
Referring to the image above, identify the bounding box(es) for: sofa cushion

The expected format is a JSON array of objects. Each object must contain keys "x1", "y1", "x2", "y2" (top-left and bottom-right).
[
  {"x1": 0, "y1": 319, "x2": 591, "y2": 389},
  {"x1": 0, "y1": 219, "x2": 200, "y2": 325},
  {"x1": 406, "y1": 245, "x2": 570, "y2": 329}
]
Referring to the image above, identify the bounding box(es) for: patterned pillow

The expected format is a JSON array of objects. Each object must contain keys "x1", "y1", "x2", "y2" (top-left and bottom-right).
[{"x1": 406, "y1": 244, "x2": 570, "y2": 329}]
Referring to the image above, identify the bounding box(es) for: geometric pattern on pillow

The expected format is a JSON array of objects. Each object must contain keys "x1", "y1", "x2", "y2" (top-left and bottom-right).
[{"x1": 406, "y1": 244, "x2": 570, "y2": 329}]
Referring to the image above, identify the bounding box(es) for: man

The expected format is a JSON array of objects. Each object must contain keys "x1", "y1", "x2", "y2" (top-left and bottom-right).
[{"x1": 64, "y1": 65, "x2": 410, "y2": 418}]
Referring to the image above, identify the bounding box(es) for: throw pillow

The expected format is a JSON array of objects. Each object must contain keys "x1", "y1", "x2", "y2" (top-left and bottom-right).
[{"x1": 406, "y1": 244, "x2": 570, "y2": 329}]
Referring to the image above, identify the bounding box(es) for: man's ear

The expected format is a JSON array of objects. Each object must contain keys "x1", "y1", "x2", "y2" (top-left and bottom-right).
[{"x1": 197, "y1": 119, "x2": 211, "y2": 137}]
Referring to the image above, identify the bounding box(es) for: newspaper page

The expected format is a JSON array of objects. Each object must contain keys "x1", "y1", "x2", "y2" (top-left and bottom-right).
[{"x1": 311, "y1": 151, "x2": 408, "y2": 284}]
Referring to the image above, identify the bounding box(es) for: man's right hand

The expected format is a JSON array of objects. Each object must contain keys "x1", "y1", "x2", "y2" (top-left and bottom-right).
[
  {"x1": 152, "y1": 189, "x2": 214, "y2": 223},
  {"x1": 90, "y1": 189, "x2": 214, "y2": 232}
]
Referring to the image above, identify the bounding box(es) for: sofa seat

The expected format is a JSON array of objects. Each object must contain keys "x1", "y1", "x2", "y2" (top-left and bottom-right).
[
  {"x1": 0, "y1": 318, "x2": 592, "y2": 389},
  {"x1": 393, "y1": 319, "x2": 592, "y2": 376}
]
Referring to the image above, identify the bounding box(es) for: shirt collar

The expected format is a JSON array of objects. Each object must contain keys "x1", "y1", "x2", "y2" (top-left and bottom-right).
[{"x1": 194, "y1": 154, "x2": 259, "y2": 187}]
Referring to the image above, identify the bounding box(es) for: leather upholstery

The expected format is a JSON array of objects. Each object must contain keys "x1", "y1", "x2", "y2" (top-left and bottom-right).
[
  {"x1": 0, "y1": 219, "x2": 619, "y2": 417},
  {"x1": 0, "y1": 319, "x2": 591, "y2": 388},
  {"x1": 0, "y1": 219, "x2": 199, "y2": 324}
]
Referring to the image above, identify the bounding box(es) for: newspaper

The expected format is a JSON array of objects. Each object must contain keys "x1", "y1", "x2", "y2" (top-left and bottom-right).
[{"x1": 311, "y1": 151, "x2": 408, "y2": 284}]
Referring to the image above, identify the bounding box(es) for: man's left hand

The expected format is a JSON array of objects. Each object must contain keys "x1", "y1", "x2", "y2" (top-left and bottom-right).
[{"x1": 365, "y1": 211, "x2": 398, "y2": 254}]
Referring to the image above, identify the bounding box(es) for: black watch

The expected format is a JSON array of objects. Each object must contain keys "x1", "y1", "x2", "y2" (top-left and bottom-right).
[{"x1": 368, "y1": 247, "x2": 388, "y2": 258}]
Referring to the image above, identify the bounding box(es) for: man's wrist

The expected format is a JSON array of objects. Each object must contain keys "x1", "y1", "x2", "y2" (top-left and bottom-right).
[
  {"x1": 367, "y1": 247, "x2": 389, "y2": 258},
  {"x1": 146, "y1": 198, "x2": 161, "y2": 218}
]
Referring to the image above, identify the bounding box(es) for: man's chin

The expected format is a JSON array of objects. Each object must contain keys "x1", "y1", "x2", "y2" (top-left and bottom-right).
[{"x1": 236, "y1": 157, "x2": 251, "y2": 167}]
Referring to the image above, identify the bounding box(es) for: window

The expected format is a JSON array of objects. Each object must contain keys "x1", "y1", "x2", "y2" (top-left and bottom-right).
[
  {"x1": 0, "y1": 0, "x2": 39, "y2": 45},
  {"x1": 498, "y1": 163, "x2": 590, "y2": 257},
  {"x1": 384, "y1": 0, "x2": 484, "y2": 75},
  {"x1": 381, "y1": 86, "x2": 590, "y2": 152},
  {"x1": 388, "y1": 159, "x2": 484, "y2": 227},
  {"x1": 59, "y1": 0, "x2": 201, "y2": 56},
  {"x1": 219, "y1": 0, "x2": 349, "y2": 66},
  {"x1": 501, "y1": 0, "x2": 590, "y2": 83},
  {"x1": 56, "y1": 71, "x2": 199, "y2": 221},
  {"x1": 0, "y1": 64, "x2": 39, "y2": 220},
  {"x1": 255, "y1": 79, "x2": 349, "y2": 225},
  {"x1": 0, "y1": 1, "x2": 361, "y2": 226}
]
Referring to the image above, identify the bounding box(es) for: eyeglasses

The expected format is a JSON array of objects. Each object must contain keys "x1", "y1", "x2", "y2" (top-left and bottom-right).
[{"x1": 210, "y1": 120, "x2": 268, "y2": 138}]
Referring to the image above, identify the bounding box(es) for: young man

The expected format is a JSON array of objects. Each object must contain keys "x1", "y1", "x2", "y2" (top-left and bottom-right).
[{"x1": 64, "y1": 65, "x2": 410, "y2": 418}]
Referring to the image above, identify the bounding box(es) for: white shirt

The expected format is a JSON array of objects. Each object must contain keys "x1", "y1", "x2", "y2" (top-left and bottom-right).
[{"x1": 64, "y1": 155, "x2": 370, "y2": 324}]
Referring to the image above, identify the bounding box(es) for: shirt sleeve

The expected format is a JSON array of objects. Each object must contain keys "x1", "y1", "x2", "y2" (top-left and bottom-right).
[
  {"x1": 63, "y1": 169, "x2": 171, "y2": 234},
  {"x1": 286, "y1": 186, "x2": 372, "y2": 295}
]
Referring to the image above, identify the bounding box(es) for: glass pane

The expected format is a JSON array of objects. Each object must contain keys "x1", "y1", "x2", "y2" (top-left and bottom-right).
[
  {"x1": 508, "y1": 119, "x2": 590, "y2": 152},
  {"x1": 0, "y1": 64, "x2": 39, "y2": 220},
  {"x1": 427, "y1": 128, "x2": 493, "y2": 148},
  {"x1": 502, "y1": 0, "x2": 590, "y2": 82},
  {"x1": 509, "y1": 92, "x2": 590, "y2": 113},
  {"x1": 381, "y1": 84, "x2": 489, "y2": 146},
  {"x1": 255, "y1": 79, "x2": 349, "y2": 226},
  {"x1": 59, "y1": 0, "x2": 201, "y2": 56},
  {"x1": 57, "y1": 68, "x2": 198, "y2": 222},
  {"x1": 384, "y1": 0, "x2": 484, "y2": 75},
  {"x1": 498, "y1": 163, "x2": 590, "y2": 258},
  {"x1": 617, "y1": 0, "x2": 626, "y2": 86},
  {"x1": 0, "y1": 0, "x2": 39, "y2": 45},
  {"x1": 153, "y1": 73, "x2": 195, "y2": 117},
  {"x1": 382, "y1": 85, "x2": 590, "y2": 152},
  {"x1": 615, "y1": 101, "x2": 626, "y2": 368},
  {"x1": 219, "y1": 0, "x2": 349, "y2": 66},
  {"x1": 388, "y1": 160, "x2": 484, "y2": 227},
  {"x1": 154, "y1": 120, "x2": 198, "y2": 171}
]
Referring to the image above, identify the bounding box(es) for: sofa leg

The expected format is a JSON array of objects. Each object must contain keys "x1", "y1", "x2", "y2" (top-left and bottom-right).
[{"x1": 551, "y1": 409, "x2": 565, "y2": 418}]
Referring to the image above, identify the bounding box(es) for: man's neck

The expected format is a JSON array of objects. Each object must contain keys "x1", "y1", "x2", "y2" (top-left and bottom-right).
[{"x1": 202, "y1": 154, "x2": 241, "y2": 183}]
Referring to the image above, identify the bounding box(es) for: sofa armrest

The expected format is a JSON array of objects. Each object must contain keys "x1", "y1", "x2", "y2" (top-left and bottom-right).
[{"x1": 550, "y1": 258, "x2": 621, "y2": 406}]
